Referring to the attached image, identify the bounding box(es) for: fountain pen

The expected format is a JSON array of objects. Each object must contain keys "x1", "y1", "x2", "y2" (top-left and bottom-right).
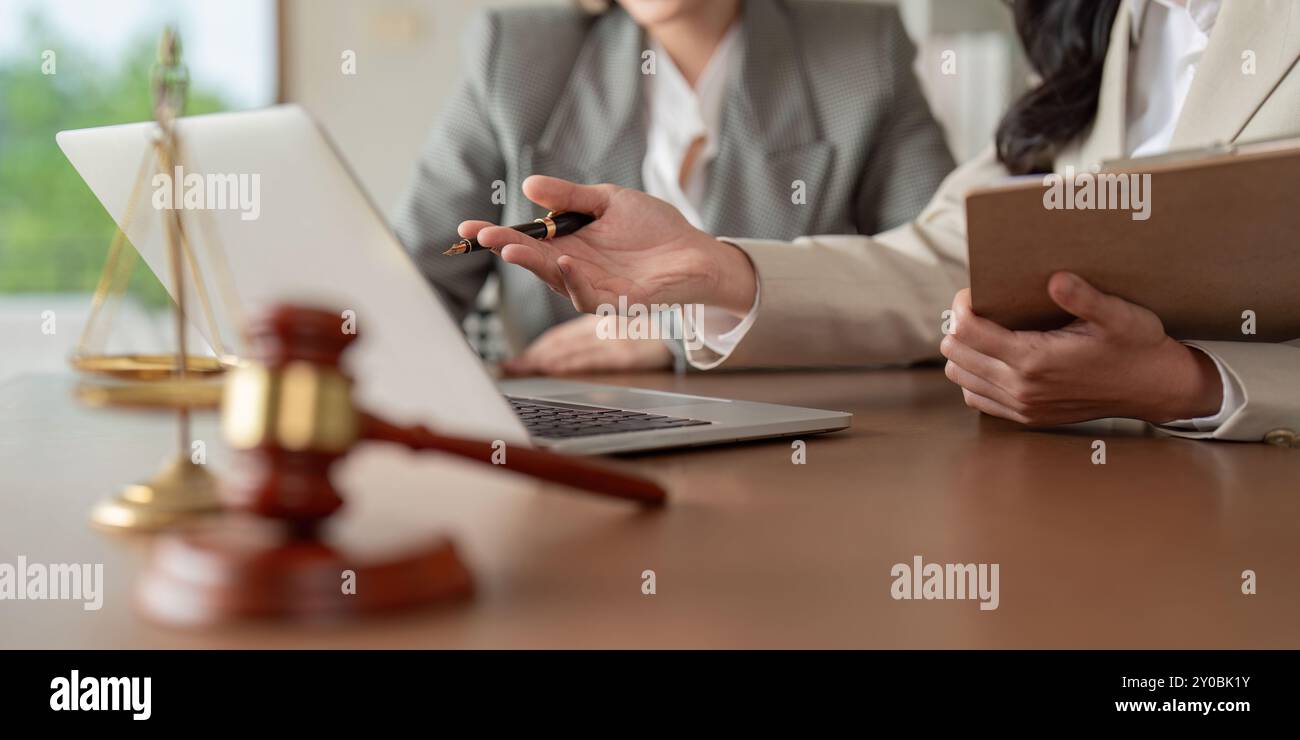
[{"x1": 443, "y1": 211, "x2": 595, "y2": 255}]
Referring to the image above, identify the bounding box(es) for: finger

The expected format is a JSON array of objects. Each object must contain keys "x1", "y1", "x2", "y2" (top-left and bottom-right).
[
  {"x1": 508, "y1": 351, "x2": 554, "y2": 377},
  {"x1": 499, "y1": 357, "x2": 536, "y2": 377},
  {"x1": 525, "y1": 342, "x2": 601, "y2": 377},
  {"x1": 944, "y1": 360, "x2": 1022, "y2": 411},
  {"x1": 545, "y1": 355, "x2": 602, "y2": 376},
  {"x1": 951, "y1": 288, "x2": 1022, "y2": 361},
  {"x1": 504, "y1": 338, "x2": 569, "y2": 376},
  {"x1": 528, "y1": 319, "x2": 598, "y2": 358},
  {"x1": 939, "y1": 334, "x2": 1016, "y2": 387},
  {"x1": 961, "y1": 388, "x2": 1030, "y2": 425},
  {"x1": 551, "y1": 314, "x2": 601, "y2": 341},
  {"x1": 457, "y1": 220, "x2": 494, "y2": 239},
  {"x1": 476, "y1": 224, "x2": 551, "y2": 254},
  {"x1": 522, "y1": 175, "x2": 615, "y2": 216},
  {"x1": 557, "y1": 255, "x2": 612, "y2": 313},
  {"x1": 499, "y1": 243, "x2": 565, "y2": 293},
  {"x1": 1047, "y1": 272, "x2": 1126, "y2": 328},
  {"x1": 509, "y1": 320, "x2": 591, "y2": 376}
]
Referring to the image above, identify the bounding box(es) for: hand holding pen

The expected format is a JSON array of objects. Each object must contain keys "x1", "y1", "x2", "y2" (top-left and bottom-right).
[
  {"x1": 452, "y1": 175, "x2": 758, "y2": 318},
  {"x1": 444, "y1": 210, "x2": 595, "y2": 255}
]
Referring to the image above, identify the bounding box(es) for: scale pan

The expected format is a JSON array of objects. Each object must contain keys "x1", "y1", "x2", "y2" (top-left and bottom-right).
[{"x1": 70, "y1": 353, "x2": 232, "y2": 380}]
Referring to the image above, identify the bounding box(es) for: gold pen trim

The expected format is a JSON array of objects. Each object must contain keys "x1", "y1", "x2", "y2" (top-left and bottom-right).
[{"x1": 533, "y1": 215, "x2": 557, "y2": 240}]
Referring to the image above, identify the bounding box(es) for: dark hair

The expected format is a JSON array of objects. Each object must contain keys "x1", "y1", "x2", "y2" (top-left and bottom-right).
[{"x1": 995, "y1": 0, "x2": 1123, "y2": 174}]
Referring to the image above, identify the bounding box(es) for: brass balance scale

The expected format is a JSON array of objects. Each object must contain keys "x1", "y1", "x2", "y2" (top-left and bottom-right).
[
  {"x1": 73, "y1": 28, "x2": 245, "y2": 531},
  {"x1": 62, "y1": 29, "x2": 670, "y2": 627}
]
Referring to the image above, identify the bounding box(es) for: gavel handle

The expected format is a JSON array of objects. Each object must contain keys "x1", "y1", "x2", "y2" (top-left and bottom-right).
[{"x1": 359, "y1": 413, "x2": 666, "y2": 506}]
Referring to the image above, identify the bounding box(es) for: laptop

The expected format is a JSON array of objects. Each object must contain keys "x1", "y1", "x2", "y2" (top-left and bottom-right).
[{"x1": 56, "y1": 105, "x2": 850, "y2": 454}]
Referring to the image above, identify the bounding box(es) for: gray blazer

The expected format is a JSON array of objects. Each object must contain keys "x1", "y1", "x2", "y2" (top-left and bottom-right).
[{"x1": 392, "y1": 0, "x2": 955, "y2": 348}]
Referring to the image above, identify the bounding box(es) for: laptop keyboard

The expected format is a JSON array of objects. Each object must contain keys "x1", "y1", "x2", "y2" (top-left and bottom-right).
[{"x1": 507, "y1": 397, "x2": 712, "y2": 440}]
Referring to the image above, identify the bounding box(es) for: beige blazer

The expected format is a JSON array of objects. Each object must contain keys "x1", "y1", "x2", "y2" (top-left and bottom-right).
[{"x1": 688, "y1": 0, "x2": 1300, "y2": 443}]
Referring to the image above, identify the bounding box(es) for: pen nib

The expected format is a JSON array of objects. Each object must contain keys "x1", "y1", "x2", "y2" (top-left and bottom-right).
[{"x1": 443, "y1": 241, "x2": 470, "y2": 256}]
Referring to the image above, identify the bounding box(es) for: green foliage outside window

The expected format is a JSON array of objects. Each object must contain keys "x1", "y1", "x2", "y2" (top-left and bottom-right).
[{"x1": 0, "y1": 11, "x2": 231, "y2": 303}]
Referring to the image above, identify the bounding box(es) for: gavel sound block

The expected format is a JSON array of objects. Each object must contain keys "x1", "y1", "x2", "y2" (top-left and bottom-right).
[{"x1": 137, "y1": 305, "x2": 666, "y2": 626}]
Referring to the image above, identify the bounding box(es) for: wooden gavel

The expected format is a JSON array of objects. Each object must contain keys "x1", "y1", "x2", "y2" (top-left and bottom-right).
[{"x1": 219, "y1": 305, "x2": 666, "y2": 525}]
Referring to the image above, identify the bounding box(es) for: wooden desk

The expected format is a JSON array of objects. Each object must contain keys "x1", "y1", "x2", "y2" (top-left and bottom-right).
[{"x1": 1, "y1": 369, "x2": 1296, "y2": 648}]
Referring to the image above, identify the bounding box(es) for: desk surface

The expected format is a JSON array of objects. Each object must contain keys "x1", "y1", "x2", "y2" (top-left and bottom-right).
[{"x1": 1, "y1": 369, "x2": 1296, "y2": 648}]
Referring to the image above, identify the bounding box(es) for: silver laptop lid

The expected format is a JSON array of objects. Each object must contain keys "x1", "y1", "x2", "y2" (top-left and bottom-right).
[{"x1": 57, "y1": 105, "x2": 528, "y2": 445}]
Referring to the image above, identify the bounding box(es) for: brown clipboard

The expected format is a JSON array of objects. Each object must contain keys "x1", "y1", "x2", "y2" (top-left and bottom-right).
[{"x1": 965, "y1": 137, "x2": 1300, "y2": 342}]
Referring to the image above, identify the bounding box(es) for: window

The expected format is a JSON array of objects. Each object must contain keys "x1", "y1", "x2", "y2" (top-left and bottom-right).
[{"x1": 0, "y1": 0, "x2": 277, "y2": 377}]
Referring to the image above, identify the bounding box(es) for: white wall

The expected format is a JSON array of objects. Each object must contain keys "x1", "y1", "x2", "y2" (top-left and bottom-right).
[
  {"x1": 282, "y1": 0, "x2": 1025, "y2": 214},
  {"x1": 283, "y1": 0, "x2": 565, "y2": 212}
]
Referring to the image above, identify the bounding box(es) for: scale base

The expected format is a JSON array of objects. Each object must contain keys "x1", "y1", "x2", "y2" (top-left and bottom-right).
[{"x1": 90, "y1": 456, "x2": 223, "y2": 532}]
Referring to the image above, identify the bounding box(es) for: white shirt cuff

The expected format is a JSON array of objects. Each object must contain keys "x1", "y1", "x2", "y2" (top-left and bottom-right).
[
  {"x1": 1161, "y1": 345, "x2": 1245, "y2": 432},
  {"x1": 686, "y1": 281, "x2": 761, "y2": 357}
]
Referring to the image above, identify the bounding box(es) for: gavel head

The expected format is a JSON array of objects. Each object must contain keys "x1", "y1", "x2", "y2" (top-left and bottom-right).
[{"x1": 220, "y1": 305, "x2": 361, "y2": 526}]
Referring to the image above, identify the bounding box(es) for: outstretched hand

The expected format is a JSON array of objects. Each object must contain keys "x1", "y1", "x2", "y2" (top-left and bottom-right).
[{"x1": 458, "y1": 176, "x2": 757, "y2": 317}]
